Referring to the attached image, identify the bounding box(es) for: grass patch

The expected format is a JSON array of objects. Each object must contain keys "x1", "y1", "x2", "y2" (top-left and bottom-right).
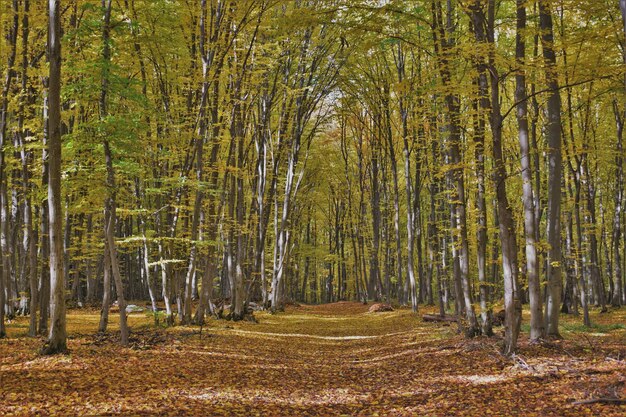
[{"x1": 562, "y1": 322, "x2": 626, "y2": 334}]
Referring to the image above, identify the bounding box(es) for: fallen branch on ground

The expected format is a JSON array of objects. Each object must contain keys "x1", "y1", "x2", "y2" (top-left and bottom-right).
[
  {"x1": 422, "y1": 314, "x2": 457, "y2": 323},
  {"x1": 572, "y1": 398, "x2": 626, "y2": 406}
]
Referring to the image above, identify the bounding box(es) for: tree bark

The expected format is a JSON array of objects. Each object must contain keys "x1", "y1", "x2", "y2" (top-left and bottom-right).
[
  {"x1": 540, "y1": 0, "x2": 563, "y2": 338},
  {"x1": 99, "y1": 0, "x2": 128, "y2": 345},
  {"x1": 515, "y1": 0, "x2": 543, "y2": 340},
  {"x1": 469, "y1": 7, "x2": 492, "y2": 337},
  {"x1": 43, "y1": 0, "x2": 67, "y2": 354},
  {"x1": 471, "y1": 0, "x2": 521, "y2": 352},
  {"x1": 432, "y1": 0, "x2": 479, "y2": 336},
  {"x1": 0, "y1": 0, "x2": 21, "y2": 339},
  {"x1": 396, "y1": 45, "x2": 418, "y2": 312}
]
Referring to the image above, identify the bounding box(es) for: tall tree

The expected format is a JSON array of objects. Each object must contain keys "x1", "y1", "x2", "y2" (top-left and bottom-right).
[
  {"x1": 612, "y1": 0, "x2": 626, "y2": 307},
  {"x1": 540, "y1": 0, "x2": 563, "y2": 338},
  {"x1": 432, "y1": 0, "x2": 480, "y2": 336},
  {"x1": 0, "y1": 0, "x2": 20, "y2": 339},
  {"x1": 97, "y1": 0, "x2": 129, "y2": 345},
  {"x1": 43, "y1": 0, "x2": 67, "y2": 354},
  {"x1": 515, "y1": 0, "x2": 543, "y2": 340}
]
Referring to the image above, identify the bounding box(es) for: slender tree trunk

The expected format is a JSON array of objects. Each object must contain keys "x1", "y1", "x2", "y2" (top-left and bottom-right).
[
  {"x1": 383, "y1": 84, "x2": 405, "y2": 308},
  {"x1": 100, "y1": 0, "x2": 128, "y2": 345},
  {"x1": 16, "y1": 0, "x2": 33, "y2": 319},
  {"x1": 182, "y1": 85, "x2": 208, "y2": 324},
  {"x1": 395, "y1": 47, "x2": 418, "y2": 311},
  {"x1": 0, "y1": 0, "x2": 20, "y2": 339},
  {"x1": 469, "y1": 12, "x2": 492, "y2": 336},
  {"x1": 43, "y1": 0, "x2": 67, "y2": 354},
  {"x1": 573, "y1": 178, "x2": 589, "y2": 325},
  {"x1": 612, "y1": 101, "x2": 624, "y2": 307},
  {"x1": 432, "y1": 0, "x2": 479, "y2": 336},
  {"x1": 540, "y1": 0, "x2": 563, "y2": 338},
  {"x1": 38, "y1": 84, "x2": 50, "y2": 336},
  {"x1": 233, "y1": 114, "x2": 246, "y2": 320},
  {"x1": 98, "y1": 243, "x2": 111, "y2": 333},
  {"x1": 471, "y1": 0, "x2": 521, "y2": 352},
  {"x1": 585, "y1": 166, "x2": 604, "y2": 310},
  {"x1": 516, "y1": 0, "x2": 543, "y2": 340},
  {"x1": 28, "y1": 208, "x2": 38, "y2": 336},
  {"x1": 614, "y1": 0, "x2": 626, "y2": 307},
  {"x1": 369, "y1": 136, "x2": 382, "y2": 301}
]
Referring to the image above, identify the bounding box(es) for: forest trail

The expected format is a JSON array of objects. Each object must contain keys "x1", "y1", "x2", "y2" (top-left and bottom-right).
[{"x1": 1, "y1": 302, "x2": 625, "y2": 416}]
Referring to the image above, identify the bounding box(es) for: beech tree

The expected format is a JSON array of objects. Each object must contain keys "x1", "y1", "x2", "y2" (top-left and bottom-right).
[{"x1": 43, "y1": 0, "x2": 66, "y2": 354}]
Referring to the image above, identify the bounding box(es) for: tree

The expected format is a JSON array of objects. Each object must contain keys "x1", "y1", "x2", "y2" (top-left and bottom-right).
[
  {"x1": 432, "y1": 0, "x2": 480, "y2": 336},
  {"x1": 98, "y1": 0, "x2": 129, "y2": 346},
  {"x1": 515, "y1": 0, "x2": 543, "y2": 340},
  {"x1": 540, "y1": 0, "x2": 564, "y2": 339},
  {"x1": 42, "y1": 0, "x2": 67, "y2": 355}
]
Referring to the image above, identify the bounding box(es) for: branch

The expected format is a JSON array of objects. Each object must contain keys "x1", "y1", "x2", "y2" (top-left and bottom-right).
[
  {"x1": 501, "y1": 75, "x2": 615, "y2": 121},
  {"x1": 572, "y1": 398, "x2": 626, "y2": 406}
]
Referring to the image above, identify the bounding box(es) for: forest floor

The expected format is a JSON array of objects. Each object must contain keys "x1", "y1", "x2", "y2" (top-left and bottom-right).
[{"x1": 1, "y1": 302, "x2": 625, "y2": 416}]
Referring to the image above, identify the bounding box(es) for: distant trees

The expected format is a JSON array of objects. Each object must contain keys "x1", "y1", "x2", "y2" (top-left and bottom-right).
[{"x1": 0, "y1": 0, "x2": 624, "y2": 355}]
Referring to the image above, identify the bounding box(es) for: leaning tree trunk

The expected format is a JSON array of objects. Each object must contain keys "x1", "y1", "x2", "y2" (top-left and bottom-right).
[{"x1": 99, "y1": 0, "x2": 128, "y2": 345}]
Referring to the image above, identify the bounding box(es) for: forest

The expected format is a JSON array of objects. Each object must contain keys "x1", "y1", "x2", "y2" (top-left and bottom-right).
[{"x1": 0, "y1": 0, "x2": 625, "y2": 415}]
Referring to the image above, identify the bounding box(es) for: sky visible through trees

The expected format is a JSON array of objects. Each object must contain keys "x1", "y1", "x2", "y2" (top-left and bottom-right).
[{"x1": 0, "y1": 0, "x2": 626, "y2": 414}]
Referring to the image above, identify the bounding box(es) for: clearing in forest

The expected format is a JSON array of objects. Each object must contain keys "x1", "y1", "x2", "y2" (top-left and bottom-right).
[{"x1": 1, "y1": 302, "x2": 625, "y2": 416}]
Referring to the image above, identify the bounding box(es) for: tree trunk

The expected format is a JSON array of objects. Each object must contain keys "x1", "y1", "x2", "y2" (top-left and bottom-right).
[
  {"x1": 432, "y1": 0, "x2": 479, "y2": 336},
  {"x1": 471, "y1": 0, "x2": 521, "y2": 352},
  {"x1": 540, "y1": 0, "x2": 563, "y2": 338},
  {"x1": 0, "y1": 0, "x2": 20, "y2": 339},
  {"x1": 515, "y1": 0, "x2": 543, "y2": 340},
  {"x1": 38, "y1": 84, "x2": 50, "y2": 336},
  {"x1": 98, "y1": 243, "x2": 111, "y2": 332},
  {"x1": 395, "y1": 46, "x2": 418, "y2": 312},
  {"x1": 470, "y1": 9, "x2": 492, "y2": 337},
  {"x1": 369, "y1": 136, "x2": 382, "y2": 302},
  {"x1": 100, "y1": 0, "x2": 128, "y2": 345},
  {"x1": 383, "y1": 84, "x2": 405, "y2": 308},
  {"x1": 612, "y1": 101, "x2": 624, "y2": 307},
  {"x1": 43, "y1": 0, "x2": 67, "y2": 354}
]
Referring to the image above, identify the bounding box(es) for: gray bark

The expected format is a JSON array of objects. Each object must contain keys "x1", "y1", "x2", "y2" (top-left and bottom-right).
[
  {"x1": 516, "y1": 0, "x2": 543, "y2": 340},
  {"x1": 99, "y1": 0, "x2": 129, "y2": 345},
  {"x1": 396, "y1": 46, "x2": 418, "y2": 312},
  {"x1": 0, "y1": 0, "x2": 20, "y2": 339},
  {"x1": 539, "y1": 0, "x2": 563, "y2": 338},
  {"x1": 43, "y1": 0, "x2": 67, "y2": 354}
]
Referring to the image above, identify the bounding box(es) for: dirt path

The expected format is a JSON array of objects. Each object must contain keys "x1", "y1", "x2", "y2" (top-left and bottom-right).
[{"x1": 1, "y1": 302, "x2": 624, "y2": 416}]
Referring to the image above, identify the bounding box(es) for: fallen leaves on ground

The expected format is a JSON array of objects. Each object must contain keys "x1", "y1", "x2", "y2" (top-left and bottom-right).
[{"x1": 1, "y1": 302, "x2": 624, "y2": 416}]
